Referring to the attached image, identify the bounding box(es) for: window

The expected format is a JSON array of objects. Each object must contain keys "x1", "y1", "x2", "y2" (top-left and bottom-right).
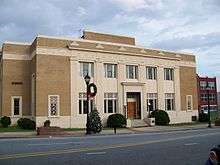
[
  {"x1": 164, "y1": 68, "x2": 174, "y2": 80},
  {"x1": 165, "y1": 93, "x2": 175, "y2": 111},
  {"x1": 147, "y1": 93, "x2": 157, "y2": 111},
  {"x1": 209, "y1": 93, "x2": 216, "y2": 102},
  {"x1": 201, "y1": 93, "x2": 207, "y2": 101},
  {"x1": 200, "y1": 81, "x2": 207, "y2": 90},
  {"x1": 208, "y1": 82, "x2": 215, "y2": 90},
  {"x1": 126, "y1": 65, "x2": 138, "y2": 79},
  {"x1": 78, "y1": 93, "x2": 93, "y2": 114},
  {"x1": 104, "y1": 93, "x2": 117, "y2": 113},
  {"x1": 201, "y1": 93, "x2": 216, "y2": 102},
  {"x1": 104, "y1": 64, "x2": 117, "y2": 78},
  {"x1": 146, "y1": 67, "x2": 157, "y2": 80},
  {"x1": 48, "y1": 95, "x2": 59, "y2": 117},
  {"x1": 11, "y1": 96, "x2": 22, "y2": 116},
  {"x1": 186, "y1": 95, "x2": 193, "y2": 111},
  {"x1": 80, "y1": 62, "x2": 94, "y2": 77}
]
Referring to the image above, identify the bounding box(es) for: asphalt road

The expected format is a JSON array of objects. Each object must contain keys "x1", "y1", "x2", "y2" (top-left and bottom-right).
[{"x1": 0, "y1": 128, "x2": 220, "y2": 165}]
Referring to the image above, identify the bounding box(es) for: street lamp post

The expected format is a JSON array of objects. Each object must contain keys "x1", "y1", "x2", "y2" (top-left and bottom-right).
[
  {"x1": 84, "y1": 74, "x2": 91, "y2": 134},
  {"x1": 206, "y1": 77, "x2": 211, "y2": 128}
]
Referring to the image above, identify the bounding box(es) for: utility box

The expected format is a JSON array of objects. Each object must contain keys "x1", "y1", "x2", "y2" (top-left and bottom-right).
[{"x1": 145, "y1": 118, "x2": 155, "y2": 126}]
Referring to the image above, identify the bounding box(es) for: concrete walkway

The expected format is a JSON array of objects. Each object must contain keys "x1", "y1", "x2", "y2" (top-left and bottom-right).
[{"x1": 0, "y1": 123, "x2": 217, "y2": 139}]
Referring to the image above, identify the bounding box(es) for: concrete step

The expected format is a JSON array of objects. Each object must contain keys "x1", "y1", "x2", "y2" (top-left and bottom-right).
[{"x1": 131, "y1": 119, "x2": 149, "y2": 128}]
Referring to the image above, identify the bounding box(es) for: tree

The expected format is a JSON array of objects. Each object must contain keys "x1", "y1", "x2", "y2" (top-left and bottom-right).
[{"x1": 89, "y1": 107, "x2": 102, "y2": 133}]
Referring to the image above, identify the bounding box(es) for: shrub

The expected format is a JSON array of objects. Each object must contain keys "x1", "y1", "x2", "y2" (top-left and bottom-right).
[
  {"x1": 89, "y1": 108, "x2": 102, "y2": 133},
  {"x1": 17, "y1": 118, "x2": 36, "y2": 130},
  {"x1": 150, "y1": 110, "x2": 170, "y2": 125},
  {"x1": 107, "y1": 113, "x2": 127, "y2": 128},
  {"x1": 0, "y1": 116, "x2": 11, "y2": 128},
  {"x1": 44, "y1": 120, "x2": 51, "y2": 127},
  {"x1": 199, "y1": 113, "x2": 209, "y2": 122}
]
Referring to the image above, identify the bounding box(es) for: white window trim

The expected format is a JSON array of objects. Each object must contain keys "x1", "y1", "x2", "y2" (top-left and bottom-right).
[
  {"x1": 165, "y1": 93, "x2": 175, "y2": 111},
  {"x1": 80, "y1": 62, "x2": 94, "y2": 77},
  {"x1": 126, "y1": 65, "x2": 138, "y2": 79},
  {"x1": 146, "y1": 66, "x2": 157, "y2": 80},
  {"x1": 48, "y1": 95, "x2": 60, "y2": 118},
  {"x1": 78, "y1": 93, "x2": 94, "y2": 115},
  {"x1": 11, "y1": 96, "x2": 22, "y2": 117},
  {"x1": 186, "y1": 95, "x2": 193, "y2": 111},
  {"x1": 104, "y1": 63, "x2": 117, "y2": 78}
]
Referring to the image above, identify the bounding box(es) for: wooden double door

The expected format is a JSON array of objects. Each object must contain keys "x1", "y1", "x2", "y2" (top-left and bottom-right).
[{"x1": 127, "y1": 92, "x2": 141, "y2": 119}]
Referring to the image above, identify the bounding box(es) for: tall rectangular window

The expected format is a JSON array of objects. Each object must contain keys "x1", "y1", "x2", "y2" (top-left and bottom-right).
[
  {"x1": 186, "y1": 95, "x2": 193, "y2": 111},
  {"x1": 104, "y1": 64, "x2": 117, "y2": 78},
  {"x1": 200, "y1": 81, "x2": 207, "y2": 90},
  {"x1": 104, "y1": 93, "x2": 117, "y2": 113},
  {"x1": 165, "y1": 93, "x2": 175, "y2": 111},
  {"x1": 11, "y1": 96, "x2": 22, "y2": 116},
  {"x1": 80, "y1": 62, "x2": 94, "y2": 77},
  {"x1": 208, "y1": 82, "x2": 215, "y2": 90},
  {"x1": 147, "y1": 93, "x2": 157, "y2": 111},
  {"x1": 146, "y1": 67, "x2": 157, "y2": 80},
  {"x1": 164, "y1": 68, "x2": 174, "y2": 80},
  {"x1": 78, "y1": 93, "x2": 93, "y2": 114},
  {"x1": 48, "y1": 95, "x2": 59, "y2": 117},
  {"x1": 126, "y1": 65, "x2": 138, "y2": 79}
]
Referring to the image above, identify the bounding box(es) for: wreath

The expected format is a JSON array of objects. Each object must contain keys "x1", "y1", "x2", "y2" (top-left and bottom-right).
[{"x1": 88, "y1": 83, "x2": 97, "y2": 97}]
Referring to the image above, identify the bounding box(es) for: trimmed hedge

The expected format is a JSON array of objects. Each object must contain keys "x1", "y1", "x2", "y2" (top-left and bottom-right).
[
  {"x1": 150, "y1": 110, "x2": 170, "y2": 125},
  {"x1": 199, "y1": 113, "x2": 209, "y2": 122},
  {"x1": 0, "y1": 116, "x2": 11, "y2": 128},
  {"x1": 107, "y1": 113, "x2": 126, "y2": 128},
  {"x1": 17, "y1": 118, "x2": 36, "y2": 130}
]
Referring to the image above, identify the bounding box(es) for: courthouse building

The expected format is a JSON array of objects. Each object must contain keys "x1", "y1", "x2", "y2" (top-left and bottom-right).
[{"x1": 0, "y1": 31, "x2": 198, "y2": 128}]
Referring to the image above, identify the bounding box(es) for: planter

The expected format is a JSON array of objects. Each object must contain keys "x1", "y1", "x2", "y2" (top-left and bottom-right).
[
  {"x1": 145, "y1": 118, "x2": 155, "y2": 126},
  {"x1": 37, "y1": 126, "x2": 66, "y2": 135}
]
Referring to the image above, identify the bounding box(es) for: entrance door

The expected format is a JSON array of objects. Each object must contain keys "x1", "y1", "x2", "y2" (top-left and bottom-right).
[
  {"x1": 127, "y1": 101, "x2": 136, "y2": 119},
  {"x1": 127, "y1": 92, "x2": 141, "y2": 119}
]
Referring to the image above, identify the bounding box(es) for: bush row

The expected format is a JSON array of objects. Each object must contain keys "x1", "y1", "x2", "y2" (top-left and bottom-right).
[{"x1": 0, "y1": 116, "x2": 35, "y2": 130}]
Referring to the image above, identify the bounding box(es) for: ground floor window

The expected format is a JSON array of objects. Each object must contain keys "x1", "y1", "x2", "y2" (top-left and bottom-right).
[
  {"x1": 48, "y1": 95, "x2": 59, "y2": 117},
  {"x1": 186, "y1": 95, "x2": 193, "y2": 111},
  {"x1": 11, "y1": 96, "x2": 22, "y2": 116},
  {"x1": 147, "y1": 93, "x2": 157, "y2": 111},
  {"x1": 165, "y1": 93, "x2": 175, "y2": 111},
  {"x1": 104, "y1": 93, "x2": 117, "y2": 113},
  {"x1": 79, "y1": 93, "x2": 93, "y2": 114}
]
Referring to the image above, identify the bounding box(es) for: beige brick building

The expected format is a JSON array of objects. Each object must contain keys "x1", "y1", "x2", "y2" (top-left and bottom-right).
[{"x1": 0, "y1": 31, "x2": 198, "y2": 128}]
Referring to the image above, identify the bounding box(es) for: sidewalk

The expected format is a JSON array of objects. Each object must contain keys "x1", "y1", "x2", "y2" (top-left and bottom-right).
[{"x1": 0, "y1": 124, "x2": 218, "y2": 139}]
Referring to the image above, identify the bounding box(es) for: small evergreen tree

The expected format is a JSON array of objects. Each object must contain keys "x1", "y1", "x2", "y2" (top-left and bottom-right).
[{"x1": 89, "y1": 108, "x2": 102, "y2": 133}]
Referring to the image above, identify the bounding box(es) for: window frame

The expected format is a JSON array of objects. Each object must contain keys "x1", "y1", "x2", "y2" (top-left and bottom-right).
[
  {"x1": 11, "y1": 96, "x2": 22, "y2": 117},
  {"x1": 146, "y1": 67, "x2": 157, "y2": 80},
  {"x1": 165, "y1": 93, "x2": 175, "y2": 111},
  {"x1": 147, "y1": 93, "x2": 157, "y2": 111},
  {"x1": 126, "y1": 65, "x2": 138, "y2": 79},
  {"x1": 80, "y1": 62, "x2": 94, "y2": 77},
  {"x1": 164, "y1": 68, "x2": 174, "y2": 81},
  {"x1": 104, "y1": 63, "x2": 117, "y2": 78},
  {"x1": 186, "y1": 95, "x2": 193, "y2": 111},
  {"x1": 104, "y1": 93, "x2": 117, "y2": 113},
  {"x1": 78, "y1": 93, "x2": 94, "y2": 115},
  {"x1": 48, "y1": 95, "x2": 60, "y2": 117}
]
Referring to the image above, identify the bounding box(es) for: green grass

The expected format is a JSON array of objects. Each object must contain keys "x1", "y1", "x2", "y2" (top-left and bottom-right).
[{"x1": 0, "y1": 126, "x2": 34, "y2": 132}]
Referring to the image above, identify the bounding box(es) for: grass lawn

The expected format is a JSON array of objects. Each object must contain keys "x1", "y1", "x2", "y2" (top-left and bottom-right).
[{"x1": 0, "y1": 126, "x2": 34, "y2": 132}]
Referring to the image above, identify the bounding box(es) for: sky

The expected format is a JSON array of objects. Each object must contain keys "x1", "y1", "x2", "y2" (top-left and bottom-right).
[{"x1": 0, "y1": 0, "x2": 220, "y2": 90}]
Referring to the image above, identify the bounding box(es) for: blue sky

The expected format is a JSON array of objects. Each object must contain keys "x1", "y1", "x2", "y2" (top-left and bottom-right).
[{"x1": 1, "y1": 0, "x2": 220, "y2": 90}]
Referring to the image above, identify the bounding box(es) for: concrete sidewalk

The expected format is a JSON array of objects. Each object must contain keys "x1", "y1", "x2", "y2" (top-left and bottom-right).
[{"x1": 0, "y1": 123, "x2": 217, "y2": 139}]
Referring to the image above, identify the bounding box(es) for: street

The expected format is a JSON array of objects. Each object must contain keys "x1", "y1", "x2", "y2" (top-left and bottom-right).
[{"x1": 0, "y1": 128, "x2": 220, "y2": 165}]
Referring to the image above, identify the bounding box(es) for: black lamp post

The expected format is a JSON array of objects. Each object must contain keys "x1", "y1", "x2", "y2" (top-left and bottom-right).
[
  {"x1": 206, "y1": 77, "x2": 211, "y2": 128},
  {"x1": 84, "y1": 74, "x2": 91, "y2": 134}
]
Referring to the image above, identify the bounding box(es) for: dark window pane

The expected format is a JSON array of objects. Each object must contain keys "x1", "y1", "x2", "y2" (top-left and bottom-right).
[
  {"x1": 83, "y1": 100, "x2": 87, "y2": 114},
  {"x1": 90, "y1": 100, "x2": 93, "y2": 112},
  {"x1": 79, "y1": 100, "x2": 82, "y2": 114},
  {"x1": 108, "y1": 100, "x2": 113, "y2": 113},
  {"x1": 114, "y1": 100, "x2": 117, "y2": 113},
  {"x1": 104, "y1": 100, "x2": 107, "y2": 113},
  {"x1": 14, "y1": 98, "x2": 20, "y2": 115}
]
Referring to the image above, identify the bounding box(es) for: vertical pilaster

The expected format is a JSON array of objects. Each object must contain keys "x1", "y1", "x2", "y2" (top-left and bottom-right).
[
  {"x1": 117, "y1": 61, "x2": 125, "y2": 114},
  {"x1": 139, "y1": 64, "x2": 147, "y2": 119},
  {"x1": 94, "y1": 58, "x2": 103, "y2": 114},
  {"x1": 174, "y1": 66, "x2": 181, "y2": 111},
  {"x1": 157, "y1": 66, "x2": 165, "y2": 110}
]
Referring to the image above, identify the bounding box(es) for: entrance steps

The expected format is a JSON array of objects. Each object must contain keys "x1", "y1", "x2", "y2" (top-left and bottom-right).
[{"x1": 131, "y1": 119, "x2": 149, "y2": 128}]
